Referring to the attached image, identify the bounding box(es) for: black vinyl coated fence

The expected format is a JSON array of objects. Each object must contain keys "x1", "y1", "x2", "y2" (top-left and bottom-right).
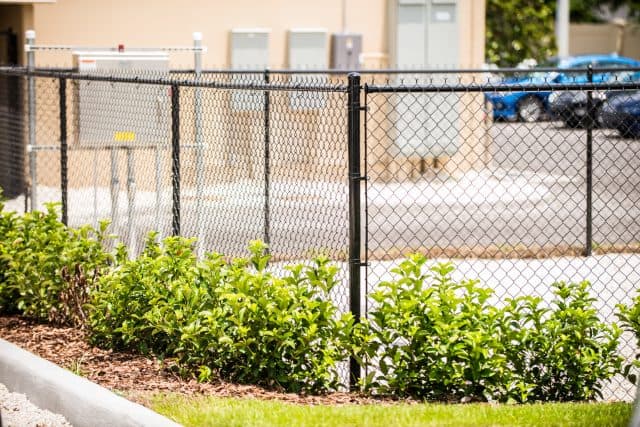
[{"x1": 1, "y1": 66, "x2": 640, "y2": 399}]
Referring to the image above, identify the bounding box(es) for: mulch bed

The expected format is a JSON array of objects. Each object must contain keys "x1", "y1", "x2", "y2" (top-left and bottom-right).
[{"x1": 0, "y1": 315, "x2": 388, "y2": 407}]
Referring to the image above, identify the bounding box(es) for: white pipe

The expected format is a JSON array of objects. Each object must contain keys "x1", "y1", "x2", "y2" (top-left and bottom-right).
[
  {"x1": 26, "y1": 30, "x2": 36, "y2": 211},
  {"x1": 194, "y1": 32, "x2": 204, "y2": 257},
  {"x1": 556, "y1": 0, "x2": 570, "y2": 57}
]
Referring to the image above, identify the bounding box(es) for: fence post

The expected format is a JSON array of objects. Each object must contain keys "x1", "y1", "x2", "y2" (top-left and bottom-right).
[
  {"x1": 59, "y1": 77, "x2": 68, "y2": 226},
  {"x1": 26, "y1": 30, "x2": 36, "y2": 211},
  {"x1": 347, "y1": 72, "x2": 362, "y2": 389},
  {"x1": 171, "y1": 84, "x2": 181, "y2": 236},
  {"x1": 263, "y1": 69, "x2": 271, "y2": 250},
  {"x1": 585, "y1": 65, "x2": 593, "y2": 256}
]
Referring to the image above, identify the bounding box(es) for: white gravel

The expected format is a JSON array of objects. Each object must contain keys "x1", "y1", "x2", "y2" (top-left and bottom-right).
[{"x1": 0, "y1": 383, "x2": 72, "y2": 427}]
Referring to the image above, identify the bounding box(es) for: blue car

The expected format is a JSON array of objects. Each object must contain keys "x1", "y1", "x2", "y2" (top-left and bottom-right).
[
  {"x1": 485, "y1": 55, "x2": 640, "y2": 122},
  {"x1": 600, "y1": 91, "x2": 640, "y2": 138}
]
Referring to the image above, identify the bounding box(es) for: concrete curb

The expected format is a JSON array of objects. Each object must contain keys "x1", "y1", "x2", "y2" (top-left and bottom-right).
[{"x1": 0, "y1": 338, "x2": 181, "y2": 427}]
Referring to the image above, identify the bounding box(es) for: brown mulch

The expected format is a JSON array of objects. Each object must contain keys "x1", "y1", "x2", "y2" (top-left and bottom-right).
[{"x1": 0, "y1": 315, "x2": 389, "y2": 407}]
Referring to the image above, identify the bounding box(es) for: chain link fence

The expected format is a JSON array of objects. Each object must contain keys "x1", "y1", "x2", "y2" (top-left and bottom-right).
[
  {"x1": 1, "y1": 66, "x2": 640, "y2": 399},
  {"x1": 363, "y1": 68, "x2": 640, "y2": 401}
]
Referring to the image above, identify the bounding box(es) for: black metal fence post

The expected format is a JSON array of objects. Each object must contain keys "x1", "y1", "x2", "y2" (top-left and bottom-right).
[
  {"x1": 263, "y1": 69, "x2": 271, "y2": 249},
  {"x1": 585, "y1": 65, "x2": 593, "y2": 256},
  {"x1": 348, "y1": 72, "x2": 362, "y2": 388},
  {"x1": 59, "y1": 77, "x2": 68, "y2": 226},
  {"x1": 171, "y1": 84, "x2": 181, "y2": 236}
]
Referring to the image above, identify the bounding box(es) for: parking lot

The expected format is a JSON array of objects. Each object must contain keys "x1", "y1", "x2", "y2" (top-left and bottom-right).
[
  {"x1": 368, "y1": 120, "x2": 640, "y2": 256},
  {"x1": 6, "y1": 120, "x2": 639, "y2": 261}
]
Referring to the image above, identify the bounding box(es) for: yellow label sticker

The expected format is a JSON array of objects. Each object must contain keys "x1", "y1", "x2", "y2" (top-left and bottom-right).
[{"x1": 114, "y1": 131, "x2": 136, "y2": 142}]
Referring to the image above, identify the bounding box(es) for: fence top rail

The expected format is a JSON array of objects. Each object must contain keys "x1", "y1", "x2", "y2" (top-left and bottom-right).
[
  {"x1": 0, "y1": 67, "x2": 349, "y2": 93},
  {"x1": 4, "y1": 65, "x2": 640, "y2": 78},
  {"x1": 364, "y1": 81, "x2": 640, "y2": 93},
  {"x1": 4, "y1": 66, "x2": 640, "y2": 93},
  {"x1": 4, "y1": 65, "x2": 640, "y2": 77},
  {"x1": 167, "y1": 66, "x2": 640, "y2": 75}
]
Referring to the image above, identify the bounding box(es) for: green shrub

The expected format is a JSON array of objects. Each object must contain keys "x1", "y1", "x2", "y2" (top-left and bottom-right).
[
  {"x1": 0, "y1": 199, "x2": 19, "y2": 313},
  {"x1": 616, "y1": 289, "x2": 640, "y2": 385},
  {"x1": 0, "y1": 203, "x2": 112, "y2": 324},
  {"x1": 353, "y1": 255, "x2": 511, "y2": 401},
  {"x1": 89, "y1": 237, "x2": 352, "y2": 394},
  {"x1": 88, "y1": 233, "x2": 203, "y2": 351},
  {"x1": 354, "y1": 255, "x2": 622, "y2": 403},
  {"x1": 0, "y1": 198, "x2": 622, "y2": 399},
  {"x1": 502, "y1": 281, "x2": 622, "y2": 402}
]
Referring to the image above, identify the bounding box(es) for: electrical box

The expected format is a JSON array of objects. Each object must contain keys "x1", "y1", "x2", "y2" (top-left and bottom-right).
[
  {"x1": 331, "y1": 33, "x2": 362, "y2": 70},
  {"x1": 391, "y1": 0, "x2": 460, "y2": 159},
  {"x1": 72, "y1": 51, "x2": 170, "y2": 147},
  {"x1": 230, "y1": 29, "x2": 270, "y2": 111},
  {"x1": 394, "y1": 0, "x2": 458, "y2": 67},
  {"x1": 289, "y1": 29, "x2": 328, "y2": 69},
  {"x1": 288, "y1": 28, "x2": 328, "y2": 109}
]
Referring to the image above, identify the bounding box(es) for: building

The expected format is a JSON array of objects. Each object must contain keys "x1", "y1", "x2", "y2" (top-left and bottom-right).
[
  {"x1": 2, "y1": 0, "x2": 485, "y2": 69},
  {"x1": 0, "y1": 0, "x2": 487, "y2": 198}
]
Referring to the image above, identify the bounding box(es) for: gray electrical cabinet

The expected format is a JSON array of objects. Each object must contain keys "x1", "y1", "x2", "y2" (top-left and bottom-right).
[
  {"x1": 230, "y1": 29, "x2": 270, "y2": 111},
  {"x1": 394, "y1": 0, "x2": 458, "y2": 68},
  {"x1": 390, "y1": 0, "x2": 460, "y2": 159},
  {"x1": 72, "y1": 51, "x2": 170, "y2": 147},
  {"x1": 288, "y1": 29, "x2": 328, "y2": 109},
  {"x1": 331, "y1": 33, "x2": 362, "y2": 70}
]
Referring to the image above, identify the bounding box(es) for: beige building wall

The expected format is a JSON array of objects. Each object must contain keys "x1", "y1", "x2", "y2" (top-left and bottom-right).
[
  {"x1": 30, "y1": 0, "x2": 386, "y2": 68},
  {"x1": 448, "y1": 0, "x2": 487, "y2": 176},
  {"x1": 458, "y1": 0, "x2": 486, "y2": 68},
  {"x1": 15, "y1": 0, "x2": 486, "y2": 187},
  {"x1": 622, "y1": 24, "x2": 640, "y2": 60},
  {"x1": 569, "y1": 22, "x2": 640, "y2": 60},
  {"x1": 28, "y1": 0, "x2": 484, "y2": 68}
]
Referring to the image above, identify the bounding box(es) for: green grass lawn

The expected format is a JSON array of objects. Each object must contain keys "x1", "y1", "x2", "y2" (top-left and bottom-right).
[{"x1": 150, "y1": 394, "x2": 633, "y2": 427}]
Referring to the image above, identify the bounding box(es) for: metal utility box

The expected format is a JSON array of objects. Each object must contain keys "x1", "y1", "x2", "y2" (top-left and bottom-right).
[
  {"x1": 230, "y1": 29, "x2": 270, "y2": 69},
  {"x1": 393, "y1": 0, "x2": 458, "y2": 68},
  {"x1": 288, "y1": 28, "x2": 328, "y2": 109},
  {"x1": 390, "y1": 0, "x2": 460, "y2": 159},
  {"x1": 230, "y1": 29, "x2": 270, "y2": 111},
  {"x1": 331, "y1": 33, "x2": 362, "y2": 70},
  {"x1": 72, "y1": 51, "x2": 170, "y2": 147},
  {"x1": 289, "y1": 29, "x2": 328, "y2": 69}
]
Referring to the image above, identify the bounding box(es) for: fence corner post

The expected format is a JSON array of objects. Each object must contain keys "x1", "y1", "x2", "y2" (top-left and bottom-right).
[
  {"x1": 347, "y1": 72, "x2": 362, "y2": 390},
  {"x1": 59, "y1": 77, "x2": 68, "y2": 225},
  {"x1": 263, "y1": 68, "x2": 271, "y2": 251},
  {"x1": 585, "y1": 64, "x2": 593, "y2": 256},
  {"x1": 171, "y1": 84, "x2": 181, "y2": 237}
]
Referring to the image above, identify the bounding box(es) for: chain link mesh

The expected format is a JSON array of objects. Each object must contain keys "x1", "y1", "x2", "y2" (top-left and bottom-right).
[
  {"x1": 363, "y1": 70, "x2": 640, "y2": 401},
  {"x1": 1, "y1": 67, "x2": 640, "y2": 398},
  {"x1": 0, "y1": 67, "x2": 353, "y2": 386}
]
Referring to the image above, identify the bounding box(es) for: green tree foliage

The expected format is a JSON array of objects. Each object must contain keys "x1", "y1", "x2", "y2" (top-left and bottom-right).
[
  {"x1": 486, "y1": 0, "x2": 640, "y2": 67},
  {"x1": 486, "y1": 0, "x2": 557, "y2": 67},
  {"x1": 570, "y1": 0, "x2": 640, "y2": 22}
]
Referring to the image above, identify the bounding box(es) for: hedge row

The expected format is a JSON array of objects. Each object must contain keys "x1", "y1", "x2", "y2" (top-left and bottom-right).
[{"x1": 0, "y1": 201, "x2": 637, "y2": 401}]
